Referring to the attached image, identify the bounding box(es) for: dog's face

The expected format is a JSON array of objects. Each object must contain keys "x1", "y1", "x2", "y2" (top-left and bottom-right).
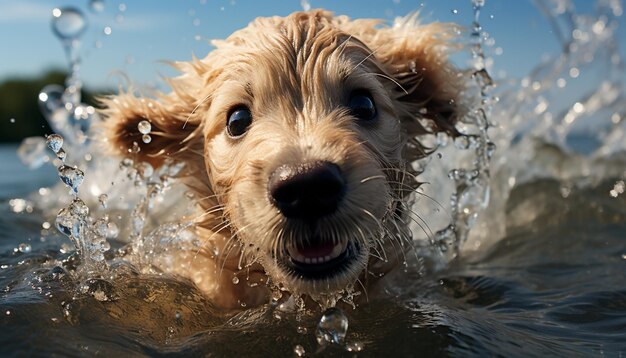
[{"x1": 101, "y1": 11, "x2": 463, "y2": 297}]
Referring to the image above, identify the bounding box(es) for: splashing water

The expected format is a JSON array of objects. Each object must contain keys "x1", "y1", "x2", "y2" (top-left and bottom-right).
[
  {"x1": 412, "y1": 0, "x2": 626, "y2": 263},
  {"x1": 428, "y1": 0, "x2": 496, "y2": 258},
  {"x1": 46, "y1": 134, "x2": 112, "y2": 277}
]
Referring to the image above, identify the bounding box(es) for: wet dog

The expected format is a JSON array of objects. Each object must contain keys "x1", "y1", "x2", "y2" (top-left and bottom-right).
[{"x1": 101, "y1": 10, "x2": 463, "y2": 309}]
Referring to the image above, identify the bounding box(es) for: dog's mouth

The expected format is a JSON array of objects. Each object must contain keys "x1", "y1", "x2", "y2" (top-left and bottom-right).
[{"x1": 280, "y1": 236, "x2": 359, "y2": 279}]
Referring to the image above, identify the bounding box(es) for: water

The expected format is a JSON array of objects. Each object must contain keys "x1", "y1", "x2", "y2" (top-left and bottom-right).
[
  {"x1": 51, "y1": 7, "x2": 87, "y2": 41},
  {"x1": 1, "y1": 161, "x2": 624, "y2": 355},
  {"x1": 2, "y1": 0, "x2": 626, "y2": 356}
]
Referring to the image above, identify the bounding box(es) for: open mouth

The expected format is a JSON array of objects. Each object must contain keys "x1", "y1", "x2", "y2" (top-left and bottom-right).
[{"x1": 282, "y1": 237, "x2": 358, "y2": 279}]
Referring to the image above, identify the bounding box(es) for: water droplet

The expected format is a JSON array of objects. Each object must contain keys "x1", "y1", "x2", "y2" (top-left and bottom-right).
[
  {"x1": 63, "y1": 86, "x2": 81, "y2": 108},
  {"x1": 69, "y1": 198, "x2": 89, "y2": 217},
  {"x1": 58, "y1": 165, "x2": 85, "y2": 194},
  {"x1": 175, "y1": 311, "x2": 182, "y2": 320},
  {"x1": 451, "y1": 9, "x2": 458, "y2": 14},
  {"x1": 9, "y1": 118, "x2": 15, "y2": 123},
  {"x1": 89, "y1": 0, "x2": 105, "y2": 13},
  {"x1": 232, "y1": 276, "x2": 239, "y2": 284},
  {"x1": 56, "y1": 207, "x2": 81, "y2": 238},
  {"x1": 73, "y1": 103, "x2": 94, "y2": 122},
  {"x1": 486, "y1": 142, "x2": 497, "y2": 159},
  {"x1": 93, "y1": 218, "x2": 109, "y2": 237},
  {"x1": 137, "y1": 120, "x2": 152, "y2": 134},
  {"x1": 472, "y1": 0, "x2": 485, "y2": 8},
  {"x1": 316, "y1": 307, "x2": 349, "y2": 346},
  {"x1": 18, "y1": 243, "x2": 32, "y2": 253},
  {"x1": 38, "y1": 84, "x2": 64, "y2": 115},
  {"x1": 294, "y1": 345, "x2": 305, "y2": 357},
  {"x1": 47, "y1": 133, "x2": 64, "y2": 154},
  {"x1": 9, "y1": 199, "x2": 32, "y2": 214},
  {"x1": 572, "y1": 102, "x2": 585, "y2": 114},
  {"x1": 131, "y1": 142, "x2": 141, "y2": 153},
  {"x1": 454, "y1": 136, "x2": 470, "y2": 149},
  {"x1": 120, "y1": 158, "x2": 133, "y2": 169},
  {"x1": 136, "y1": 162, "x2": 154, "y2": 179},
  {"x1": 103, "y1": 26, "x2": 112, "y2": 35},
  {"x1": 51, "y1": 7, "x2": 87, "y2": 41},
  {"x1": 56, "y1": 148, "x2": 67, "y2": 162},
  {"x1": 345, "y1": 342, "x2": 364, "y2": 352},
  {"x1": 107, "y1": 222, "x2": 119, "y2": 239},
  {"x1": 142, "y1": 134, "x2": 152, "y2": 143},
  {"x1": 98, "y1": 194, "x2": 108, "y2": 209}
]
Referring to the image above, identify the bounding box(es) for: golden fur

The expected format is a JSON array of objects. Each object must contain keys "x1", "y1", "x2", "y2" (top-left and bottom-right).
[{"x1": 100, "y1": 10, "x2": 464, "y2": 309}]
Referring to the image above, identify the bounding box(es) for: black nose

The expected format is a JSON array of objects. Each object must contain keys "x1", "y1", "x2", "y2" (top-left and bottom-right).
[{"x1": 268, "y1": 161, "x2": 346, "y2": 219}]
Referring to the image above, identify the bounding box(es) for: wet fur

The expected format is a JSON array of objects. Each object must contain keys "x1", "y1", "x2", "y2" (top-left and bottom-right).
[{"x1": 99, "y1": 10, "x2": 464, "y2": 309}]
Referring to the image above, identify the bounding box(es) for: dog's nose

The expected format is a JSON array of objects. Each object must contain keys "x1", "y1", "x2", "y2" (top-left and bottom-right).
[{"x1": 268, "y1": 161, "x2": 346, "y2": 219}]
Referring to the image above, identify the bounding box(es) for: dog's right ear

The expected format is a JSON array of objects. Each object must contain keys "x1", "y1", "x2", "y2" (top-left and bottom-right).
[
  {"x1": 335, "y1": 13, "x2": 466, "y2": 138},
  {"x1": 99, "y1": 91, "x2": 203, "y2": 169}
]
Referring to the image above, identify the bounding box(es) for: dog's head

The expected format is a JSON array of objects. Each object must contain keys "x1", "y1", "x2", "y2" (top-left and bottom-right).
[{"x1": 101, "y1": 11, "x2": 463, "y2": 297}]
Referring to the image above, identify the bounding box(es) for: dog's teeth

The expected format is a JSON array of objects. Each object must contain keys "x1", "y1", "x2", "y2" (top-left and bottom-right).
[
  {"x1": 288, "y1": 239, "x2": 350, "y2": 265},
  {"x1": 287, "y1": 244, "x2": 306, "y2": 263}
]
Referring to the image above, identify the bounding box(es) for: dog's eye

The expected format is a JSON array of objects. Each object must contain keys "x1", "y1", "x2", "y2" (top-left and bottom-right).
[
  {"x1": 227, "y1": 106, "x2": 252, "y2": 137},
  {"x1": 348, "y1": 91, "x2": 376, "y2": 121}
]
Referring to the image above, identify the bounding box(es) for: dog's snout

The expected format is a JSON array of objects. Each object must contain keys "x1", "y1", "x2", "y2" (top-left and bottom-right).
[{"x1": 269, "y1": 161, "x2": 346, "y2": 219}]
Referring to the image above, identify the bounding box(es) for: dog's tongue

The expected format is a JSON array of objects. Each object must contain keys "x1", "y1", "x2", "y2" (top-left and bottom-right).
[{"x1": 297, "y1": 241, "x2": 335, "y2": 258}]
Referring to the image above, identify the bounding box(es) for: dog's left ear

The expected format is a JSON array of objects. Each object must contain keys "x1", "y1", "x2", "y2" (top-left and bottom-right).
[
  {"x1": 98, "y1": 90, "x2": 204, "y2": 169},
  {"x1": 340, "y1": 14, "x2": 465, "y2": 138}
]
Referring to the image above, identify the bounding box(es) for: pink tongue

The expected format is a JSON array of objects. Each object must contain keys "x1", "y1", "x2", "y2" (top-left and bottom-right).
[{"x1": 297, "y1": 241, "x2": 335, "y2": 258}]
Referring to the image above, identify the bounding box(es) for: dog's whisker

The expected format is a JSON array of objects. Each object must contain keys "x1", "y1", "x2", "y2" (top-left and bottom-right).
[
  {"x1": 350, "y1": 46, "x2": 380, "y2": 73},
  {"x1": 360, "y1": 174, "x2": 387, "y2": 184},
  {"x1": 182, "y1": 91, "x2": 212, "y2": 129},
  {"x1": 356, "y1": 212, "x2": 389, "y2": 262},
  {"x1": 193, "y1": 221, "x2": 232, "y2": 260},
  {"x1": 217, "y1": 237, "x2": 240, "y2": 280},
  {"x1": 360, "y1": 208, "x2": 380, "y2": 226},
  {"x1": 372, "y1": 72, "x2": 409, "y2": 95},
  {"x1": 404, "y1": 208, "x2": 434, "y2": 238},
  {"x1": 393, "y1": 208, "x2": 433, "y2": 241},
  {"x1": 190, "y1": 206, "x2": 226, "y2": 223},
  {"x1": 336, "y1": 34, "x2": 354, "y2": 60},
  {"x1": 354, "y1": 277, "x2": 369, "y2": 302}
]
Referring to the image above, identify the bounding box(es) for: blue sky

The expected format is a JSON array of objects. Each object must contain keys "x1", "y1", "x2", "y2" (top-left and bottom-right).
[{"x1": 0, "y1": 0, "x2": 622, "y2": 90}]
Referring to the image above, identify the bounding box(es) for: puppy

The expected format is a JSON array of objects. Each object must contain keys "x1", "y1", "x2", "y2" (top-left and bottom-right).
[{"x1": 101, "y1": 10, "x2": 463, "y2": 309}]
